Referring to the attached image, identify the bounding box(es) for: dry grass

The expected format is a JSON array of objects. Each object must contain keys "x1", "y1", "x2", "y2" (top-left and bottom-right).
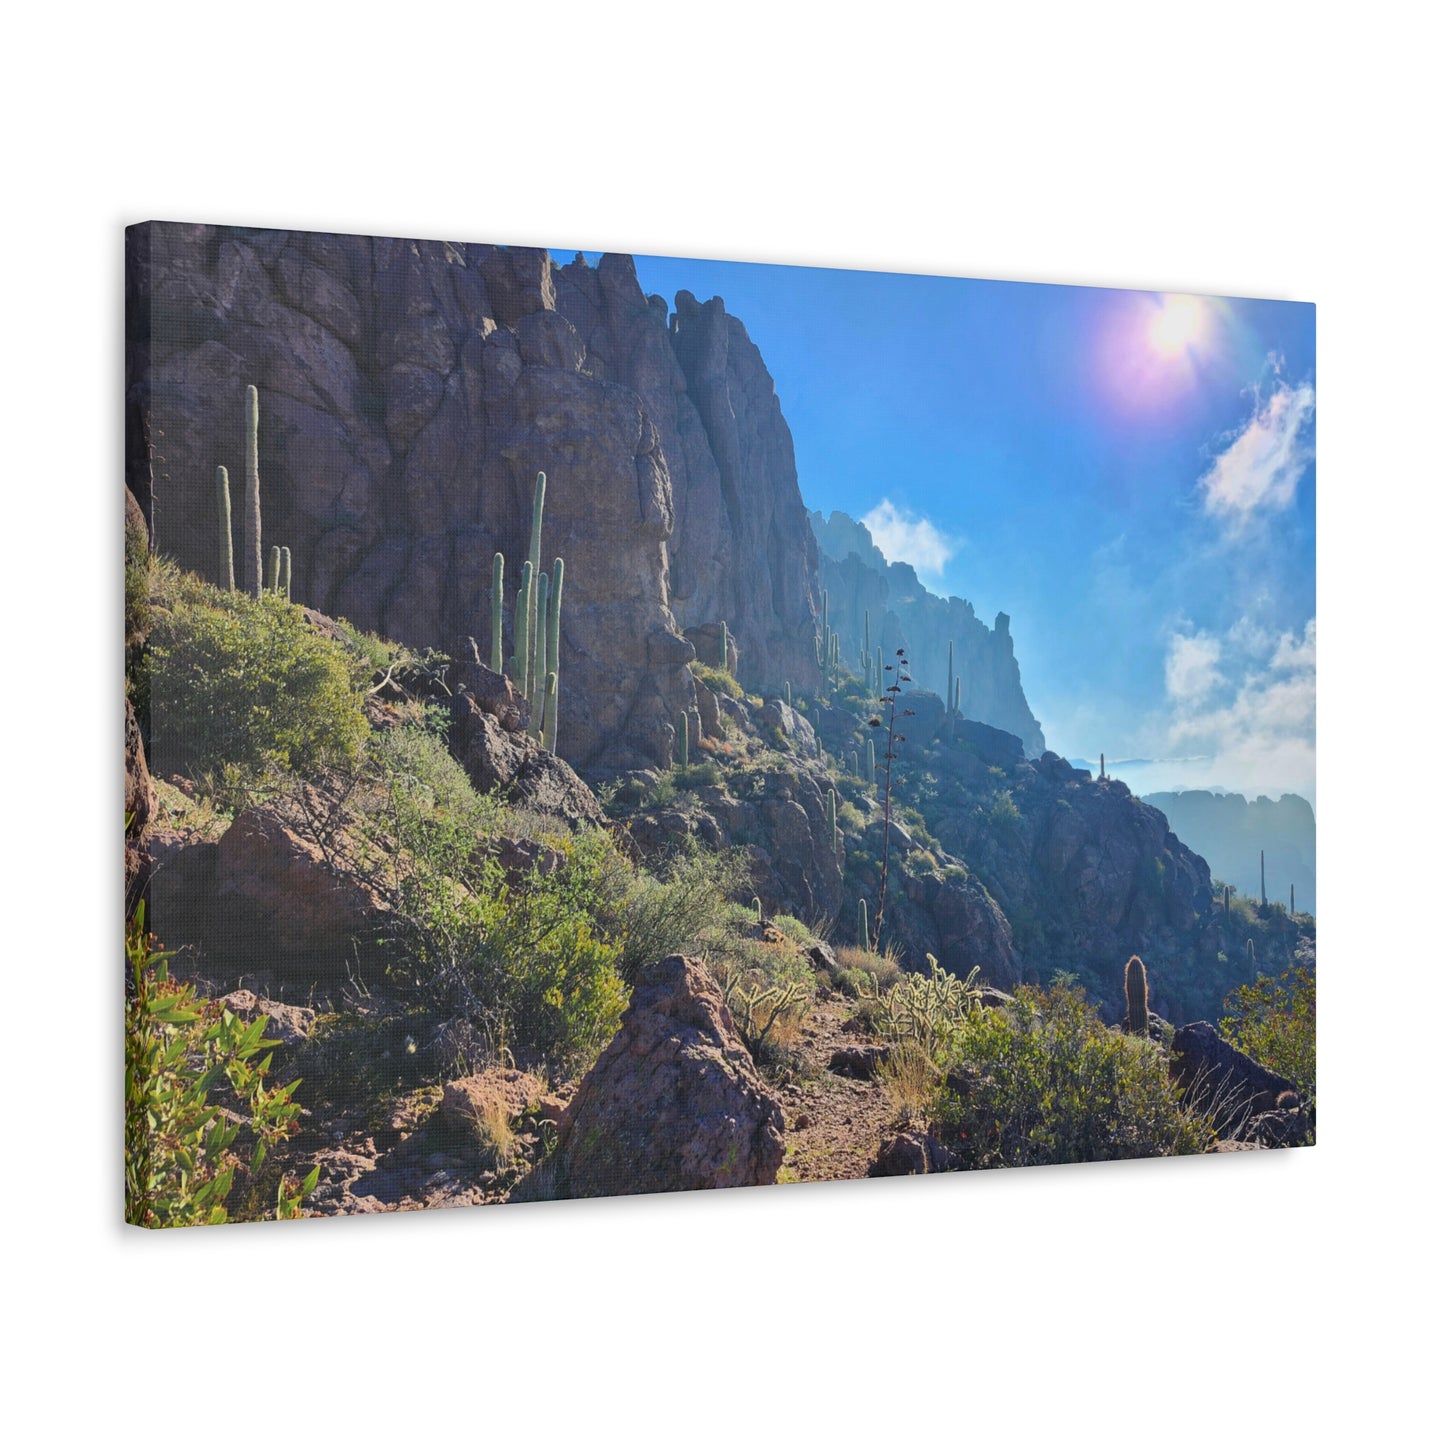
[
  {"x1": 877, "y1": 1041, "x2": 944, "y2": 1125},
  {"x1": 467, "y1": 1095, "x2": 517, "y2": 1170}
]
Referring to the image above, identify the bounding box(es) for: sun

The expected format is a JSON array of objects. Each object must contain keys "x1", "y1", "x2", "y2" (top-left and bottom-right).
[{"x1": 1148, "y1": 294, "x2": 1207, "y2": 356}]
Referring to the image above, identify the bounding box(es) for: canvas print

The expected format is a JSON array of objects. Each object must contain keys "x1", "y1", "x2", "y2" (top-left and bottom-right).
[{"x1": 123, "y1": 223, "x2": 1316, "y2": 1226}]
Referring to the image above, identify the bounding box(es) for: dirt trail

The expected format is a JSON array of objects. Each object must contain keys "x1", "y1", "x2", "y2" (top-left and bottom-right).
[{"x1": 775, "y1": 997, "x2": 899, "y2": 1184}]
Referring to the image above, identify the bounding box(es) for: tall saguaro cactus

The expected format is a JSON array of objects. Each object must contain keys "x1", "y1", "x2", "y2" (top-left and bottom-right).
[
  {"x1": 513, "y1": 565, "x2": 532, "y2": 692},
  {"x1": 1124, "y1": 955, "x2": 1149, "y2": 1035},
  {"x1": 542, "y1": 672, "x2": 559, "y2": 754},
  {"x1": 1260, "y1": 850, "x2": 1267, "y2": 907},
  {"x1": 490, "y1": 552, "x2": 505, "y2": 673},
  {"x1": 947, "y1": 640, "x2": 954, "y2": 716},
  {"x1": 266, "y1": 545, "x2": 281, "y2": 594},
  {"x1": 547, "y1": 558, "x2": 564, "y2": 681},
  {"x1": 857, "y1": 899, "x2": 870, "y2": 954},
  {"x1": 243, "y1": 384, "x2": 263, "y2": 598},
  {"x1": 531, "y1": 571, "x2": 550, "y2": 734},
  {"x1": 215, "y1": 466, "x2": 235, "y2": 591},
  {"x1": 527, "y1": 471, "x2": 546, "y2": 687},
  {"x1": 279, "y1": 546, "x2": 292, "y2": 601}
]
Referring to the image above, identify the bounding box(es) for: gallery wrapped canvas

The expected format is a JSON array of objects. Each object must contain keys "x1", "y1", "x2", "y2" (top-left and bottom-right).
[{"x1": 124, "y1": 222, "x2": 1315, "y2": 1225}]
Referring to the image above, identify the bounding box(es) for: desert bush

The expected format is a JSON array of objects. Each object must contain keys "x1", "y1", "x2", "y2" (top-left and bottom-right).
[
  {"x1": 614, "y1": 844, "x2": 748, "y2": 983},
  {"x1": 145, "y1": 563, "x2": 366, "y2": 788},
  {"x1": 125, "y1": 904, "x2": 318, "y2": 1227},
  {"x1": 673, "y1": 759, "x2": 722, "y2": 790},
  {"x1": 689, "y1": 659, "x2": 743, "y2": 700},
  {"x1": 935, "y1": 983, "x2": 1212, "y2": 1167},
  {"x1": 1219, "y1": 956, "x2": 1316, "y2": 1104}
]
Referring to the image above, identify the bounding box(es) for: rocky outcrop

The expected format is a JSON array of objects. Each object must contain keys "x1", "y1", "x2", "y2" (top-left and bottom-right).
[
  {"x1": 129, "y1": 223, "x2": 826, "y2": 772},
  {"x1": 215, "y1": 803, "x2": 392, "y2": 977},
  {"x1": 1170, "y1": 1022, "x2": 1301, "y2": 1132},
  {"x1": 510, "y1": 954, "x2": 785, "y2": 1201},
  {"x1": 810, "y1": 509, "x2": 1045, "y2": 755}
]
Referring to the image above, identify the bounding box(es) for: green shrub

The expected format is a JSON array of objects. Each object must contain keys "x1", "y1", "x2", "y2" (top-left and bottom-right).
[
  {"x1": 125, "y1": 904, "x2": 318, "y2": 1227},
  {"x1": 146, "y1": 564, "x2": 366, "y2": 787},
  {"x1": 935, "y1": 984, "x2": 1213, "y2": 1167},
  {"x1": 673, "y1": 759, "x2": 722, "y2": 791},
  {"x1": 987, "y1": 789, "x2": 1022, "y2": 829},
  {"x1": 614, "y1": 845, "x2": 748, "y2": 983},
  {"x1": 1219, "y1": 957, "x2": 1316, "y2": 1104},
  {"x1": 689, "y1": 659, "x2": 743, "y2": 700}
]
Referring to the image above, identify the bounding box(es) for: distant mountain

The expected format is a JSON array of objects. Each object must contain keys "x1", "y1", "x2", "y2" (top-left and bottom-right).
[
  {"x1": 808, "y1": 510, "x2": 1046, "y2": 756},
  {"x1": 1140, "y1": 790, "x2": 1316, "y2": 915}
]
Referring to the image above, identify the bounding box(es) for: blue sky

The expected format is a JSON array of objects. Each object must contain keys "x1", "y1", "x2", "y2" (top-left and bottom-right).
[{"x1": 555, "y1": 250, "x2": 1316, "y2": 802}]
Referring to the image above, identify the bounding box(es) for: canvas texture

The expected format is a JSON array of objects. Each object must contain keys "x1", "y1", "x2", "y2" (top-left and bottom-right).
[{"x1": 123, "y1": 222, "x2": 1316, "y2": 1226}]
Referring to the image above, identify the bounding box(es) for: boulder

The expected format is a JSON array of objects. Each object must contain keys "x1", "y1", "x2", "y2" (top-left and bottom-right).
[
  {"x1": 828, "y1": 1045, "x2": 892, "y2": 1079},
  {"x1": 510, "y1": 955, "x2": 785, "y2": 1201},
  {"x1": 453, "y1": 707, "x2": 604, "y2": 828},
  {"x1": 869, "y1": 1130, "x2": 959, "y2": 1177},
  {"x1": 1170, "y1": 1022, "x2": 1299, "y2": 1131},
  {"x1": 215, "y1": 805, "x2": 391, "y2": 976},
  {"x1": 439, "y1": 1070, "x2": 547, "y2": 1130}
]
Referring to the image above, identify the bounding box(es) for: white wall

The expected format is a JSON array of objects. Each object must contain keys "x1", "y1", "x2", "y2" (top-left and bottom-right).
[{"x1": 6, "y1": 4, "x2": 1435, "y2": 1438}]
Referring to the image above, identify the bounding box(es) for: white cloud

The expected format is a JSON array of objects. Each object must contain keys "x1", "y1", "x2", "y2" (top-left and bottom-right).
[
  {"x1": 1165, "y1": 631, "x2": 1224, "y2": 703},
  {"x1": 1159, "y1": 615, "x2": 1317, "y2": 801},
  {"x1": 1199, "y1": 380, "x2": 1315, "y2": 529},
  {"x1": 861, "y1": 499, "x2": 958, "y2": 577}
]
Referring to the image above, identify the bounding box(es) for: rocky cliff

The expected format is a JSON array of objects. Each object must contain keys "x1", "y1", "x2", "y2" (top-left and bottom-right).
[
  {"x1": 809, "y1": 510, "x2": 1045, "y2": 755},
  {"x1": 127, "y1": 223, "x2": 824, "y2": 772}
]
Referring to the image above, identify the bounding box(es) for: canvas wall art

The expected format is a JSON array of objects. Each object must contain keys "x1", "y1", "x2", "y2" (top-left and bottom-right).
[{"x1": 123, "y1": 222, "x2": 1316, "y2": 1226}]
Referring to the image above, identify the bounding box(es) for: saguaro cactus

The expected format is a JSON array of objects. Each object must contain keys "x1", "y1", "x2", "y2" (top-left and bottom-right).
[
  {"x1": 785, "y1": 681, "x2": 792, "y2": 708},
  {"x1": 1290, "y1": 883, "x2": 1295, "y2": 916},
  {"x1": 215, "y1": 466, "x2": 235, "y2": 591},
  {"x1": 542, "y1": 671, "x2": 559, "y2": 754},
  {"x1": 867, "y1": 737, "x2": 876, "y2": 787},
  {"x1": 857, "y1": 898, "x2": 869, "y2": 954},
  {"x1": 266, "y1": 545, "x2": 281, "y2": 594},
  {"x1": 1124, "y1": 955, "x2": 1149, "y2": 1035},
  {"x1": 547, "y1": 558, "x2": 564, "y2": 680},
  {"x1": 279, "y1": 546, "x2": 292, "y2": 601},
  {"x1": 527, "y1": 471, "x2": 546, "y2": 681},
  {"x1": 513, "y1": 566, "x2": 532, "y2": 692},
  {"x1": 753, "y1": 897, "x2": 764, "y2": 926},
  {"x1": 490, "y1": 552, "x2": 505, "y2": 673},
  {"x1": 1100, "y1": 753, "x2": 1106, "y2": 781},
  {"x1": 720, "y1": 620, "x2": 729, "y2": 672},
  {"x1": 947, "y1": 640, "x2": 954, "y2": 716},
  {"x1": 1260, "y1": 850, "x2": 1267, "y2": 907},
  {"x1": 243, "y1": 384, "x2": 263, "y2": 597},
  {"x1": 531, "y1": 571, "x2": 550, "y2": 731}
]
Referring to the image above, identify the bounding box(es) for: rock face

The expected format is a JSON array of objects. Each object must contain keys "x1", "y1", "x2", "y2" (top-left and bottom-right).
[
  {"x1": 810, "y1": 509, "x2": 1045, "y2": 755},
  {"x1": 510, "y1": 954, "x2": 785, "y2": 1201},
  {"x1": 922, "y1": 737, "x2": 1240, "y2": 1021},
  {"x1": 128, "y1": 223, "x2": 825, "y2": 772}
]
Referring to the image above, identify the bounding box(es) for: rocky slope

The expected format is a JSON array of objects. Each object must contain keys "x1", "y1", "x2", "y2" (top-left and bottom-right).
[
  {"x1": 127, "y1": 224, "x2": 824, "y2": 773},
  {"x1": 810, "y1": 509, "x2": 1045, "y2": 755}
]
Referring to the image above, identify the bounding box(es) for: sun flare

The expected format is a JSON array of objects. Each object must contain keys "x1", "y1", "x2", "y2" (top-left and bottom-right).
[{"x1": 1149, "y1": 295, "x2": 1206, "y2": 356}]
